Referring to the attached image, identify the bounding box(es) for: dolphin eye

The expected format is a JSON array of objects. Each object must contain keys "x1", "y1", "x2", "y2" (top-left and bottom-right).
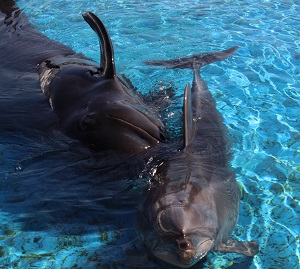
[{"x1": 79, "y1": 114, "x2": 96, "y2": 131}]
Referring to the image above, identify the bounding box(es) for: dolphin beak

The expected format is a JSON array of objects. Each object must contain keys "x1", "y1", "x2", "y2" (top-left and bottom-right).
[
  {"x1": 178, "y1": 249, "x2": 195, "y2": 266},
  {"x1": 107, "y1": 103, "x2": 168, "y2": 144}
]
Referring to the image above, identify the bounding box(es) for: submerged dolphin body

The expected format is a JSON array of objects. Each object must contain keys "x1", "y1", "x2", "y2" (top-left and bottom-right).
[
  {"x1": 0, "y1": 1, "x2": 167, "y2": 152},
  {"x1": 138, "y1": 47, "x2": 259, "y2": 268}
]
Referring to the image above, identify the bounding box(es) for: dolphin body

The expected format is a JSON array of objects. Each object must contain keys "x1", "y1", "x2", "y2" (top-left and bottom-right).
[
  {"x1": 0, "y1": 1, "x2": 167, "y2": 153},
  {"x1": 138, "y1": 47, "x2": 259, "y2": 268}
]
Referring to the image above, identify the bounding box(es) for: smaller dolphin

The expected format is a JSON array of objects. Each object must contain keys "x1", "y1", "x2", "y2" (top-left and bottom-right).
[
  {"x1": 138, "y1": 47, "x2": 258, "y2": 268},
  {"x1": 39, "y1": 12, "x2": 167, "y2": 152}
]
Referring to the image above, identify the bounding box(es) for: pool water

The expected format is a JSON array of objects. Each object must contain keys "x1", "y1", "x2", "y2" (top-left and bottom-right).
[{"x1": 0, "y1": 0, "x2": 299, "y2": 268}]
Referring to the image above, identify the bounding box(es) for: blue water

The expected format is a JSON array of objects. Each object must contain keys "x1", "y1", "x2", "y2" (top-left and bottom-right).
[{"x1": 1, "y1": 0, "x2": 299, "y2": 268}]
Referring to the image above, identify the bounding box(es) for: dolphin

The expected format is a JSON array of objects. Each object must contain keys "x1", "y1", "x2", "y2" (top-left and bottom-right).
[
  {"x1": 39, "y1": 12, "x2": 168, "y2": 152},
  {"x1": 0, "y1": 1, "x2": 167, "y2": 152},
  {"x1": 137, "y1": 47, "x2": 259, "y2": 268}
]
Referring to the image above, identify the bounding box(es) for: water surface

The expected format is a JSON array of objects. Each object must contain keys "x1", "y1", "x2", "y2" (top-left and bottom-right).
[{"x1": 0, "y1": 0, "x2": 299, "y2": 268}]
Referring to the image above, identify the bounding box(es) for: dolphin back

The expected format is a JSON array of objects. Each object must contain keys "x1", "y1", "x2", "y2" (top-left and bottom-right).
[{"x1": 146, "y1": 47, "x2": 239, "y2": 164}]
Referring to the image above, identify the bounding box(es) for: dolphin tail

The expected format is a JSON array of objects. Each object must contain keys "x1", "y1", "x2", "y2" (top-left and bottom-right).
[
  {"x1": 144, "y1": 46, "x2": 238, "y2": 69},
  {"x1": 82, "y1": 12, "x2": 116, "y2": 79}
]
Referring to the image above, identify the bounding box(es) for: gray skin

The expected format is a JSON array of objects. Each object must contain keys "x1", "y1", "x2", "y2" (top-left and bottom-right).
[
  {"x1": 38, "y1": 12, "x2": 167, "y2": 153},
  {"x1": 138, "y1": 47, "x2": 259, "y2": 268}
]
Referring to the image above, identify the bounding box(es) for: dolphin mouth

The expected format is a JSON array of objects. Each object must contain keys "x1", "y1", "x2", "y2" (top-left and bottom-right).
[
  {"x1": 177, "y1": 248, "x2": 196, "y2": 265},
  {"x1": 153, "y1": 248, "x2": 196, "y2": 268},
  {"x1": 195, "y1": 250, "x2": 207, "y2": 260},
  {"x1": 195, "y1": 238, "x2": 214, "y2": 260},
  {"x1": 151, "y1": 237, "x2": 213, "y2": 268},
  {"x1": 107, "y1": 114, "x2": 166, "y2": 143}
]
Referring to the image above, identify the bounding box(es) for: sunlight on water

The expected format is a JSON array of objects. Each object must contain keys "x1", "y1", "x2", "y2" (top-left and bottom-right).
[{"x1": 0, "y1": 0, "x2": 299, "y2": 268}]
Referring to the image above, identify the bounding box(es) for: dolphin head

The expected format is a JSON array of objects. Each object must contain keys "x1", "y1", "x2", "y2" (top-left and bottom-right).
[
  {"x1": 46, "y1": 63, "x2": 167, "y2": 152},
  {"x1": 39, "y1": 12, "x2": 168, "y2": 153},
  {"x1": 142, "y1": 204, "x2": 217, "y2": 268},
  {"x1": 138, "y1": 158, "x2": 220, "y2": 267}
]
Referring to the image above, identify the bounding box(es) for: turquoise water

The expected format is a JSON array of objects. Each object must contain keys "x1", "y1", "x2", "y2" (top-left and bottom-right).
[{"x1": 0, "y1": 0, "x2": 299, "y2": 268}]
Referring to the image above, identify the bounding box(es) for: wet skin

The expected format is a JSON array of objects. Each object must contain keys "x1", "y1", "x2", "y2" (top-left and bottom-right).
[
  {"x1": 138, "y1": 47, "x2": 259, "y2": 267},
  {"x1": 0, "y1": 2, "x2": 167, "y2": 153}
]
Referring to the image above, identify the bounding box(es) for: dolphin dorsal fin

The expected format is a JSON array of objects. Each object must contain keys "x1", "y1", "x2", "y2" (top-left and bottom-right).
[
  {"x1": 183, "y1": 83, "x2": 194, "y2": 148},
  {"x1": 82, "y1": 12, "x2": 116, "y2": 79}
]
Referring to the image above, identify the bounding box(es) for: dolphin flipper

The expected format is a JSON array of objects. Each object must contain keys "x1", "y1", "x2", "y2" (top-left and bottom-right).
[
  {"x1": 215, "y1": 238, "x2": 259, "y2": 257},
  {"x1": 82, "y1": 12, "x2": 116, "y2": 78}
]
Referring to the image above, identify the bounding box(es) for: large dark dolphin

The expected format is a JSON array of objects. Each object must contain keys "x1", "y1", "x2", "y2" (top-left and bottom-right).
[
  {"x1": 0, "y1": 1, "x2": 167, "y2": 153},
  {"x1": 138, "y1": 47, "x2": 259, "y2": 267},
  {"x1": 39, "y1": 12, "x2": 168, "y2": 152}
]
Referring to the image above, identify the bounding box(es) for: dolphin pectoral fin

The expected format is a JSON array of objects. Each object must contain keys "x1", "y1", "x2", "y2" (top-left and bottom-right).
[
  {"x1": 215, "y1": 238, "x2": 259, "y2": 256},
  {"x1": 183, "y1": 83, "x2": 194, "y2": 148},
  {"x1": 82, "y1": 12, "x2": 116, "y2": 79}
]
